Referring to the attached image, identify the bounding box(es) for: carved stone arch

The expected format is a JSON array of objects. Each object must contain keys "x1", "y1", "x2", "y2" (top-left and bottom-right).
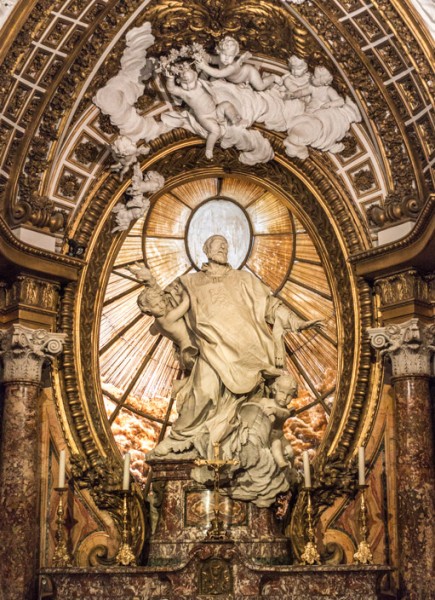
[{"x1": 57, "y1": 132, "x2": 379, "y2": 559}]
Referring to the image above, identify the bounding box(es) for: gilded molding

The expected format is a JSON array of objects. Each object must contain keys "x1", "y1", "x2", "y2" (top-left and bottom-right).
[
  {"x1": 374, "y1": 269, "x2": 431, "y2": 308},
  {"x1": 351, "y1": 194, "x2": 435, "y2": 278},
  {"x1": 0, "y1": 214, "x2": 84, "y2": 281},
  {"x1": 367, "y1": 188, "x2": 421, "y2": 228},
  {"x1": 0, "y1": 275, "x2": 59, "y2": 313}
]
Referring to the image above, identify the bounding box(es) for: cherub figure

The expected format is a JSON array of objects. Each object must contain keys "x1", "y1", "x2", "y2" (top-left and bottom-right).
[
  {"x1": 137, "y1": 285, "x2": 198, "y2": 371},
  {"x1": 292, "y1": 66, "x2": 345, "y2": 113},
  {"x1": 112, "y1": 166, "x2": 164, "y2": 232},
  {"x1": 127, "y1": 163, "x2": 165, "y2": 198},
  {"x1": 259, "y1": 374, "x2": 298, "y2": 470},
  {"x1": 282, "y1": 55, "x2": 311, "y2": 100},
  {"x1": 110, "y1": 135, "x2": 150, "y2": 177},
  {"x1": 195, "y1": 36, "x2": 281, "y2": 91},
  {"x1": 165, "y1": 64, "x2": 243, "y2": 159},
  {"x1": 111, "y1": 200, "x2": 148, "y2": 232}
]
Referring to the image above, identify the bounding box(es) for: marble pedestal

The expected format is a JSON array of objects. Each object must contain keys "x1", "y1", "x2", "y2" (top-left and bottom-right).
[{"x1": 144, "y1": 459, "x2": 290, "y2": 567}]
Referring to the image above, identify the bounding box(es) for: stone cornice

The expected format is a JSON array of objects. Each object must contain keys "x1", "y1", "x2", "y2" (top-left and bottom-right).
[
  {"x1": 351, "y1": 195, "x2": 435, "y2": 279},
  {"x1": 0, "y1": 215, "x2": 84, "y2": 283}
]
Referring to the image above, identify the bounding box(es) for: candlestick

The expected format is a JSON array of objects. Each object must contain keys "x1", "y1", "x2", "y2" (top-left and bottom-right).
[
  {"x1": 195, "y1": 442, "x2": 239, "y2": 540},
  {"x1": 302, "y1": 451, "x2": 311, "y2": 489},
  {"x1": 353, "y1": 485, "x2": 373, "y2": 564},
  {"x1": 52, "y1": 488, "x2": 73, "y2": 567},
  {"x1": 115, "y1": 491, "x2": 136, "y2": 566},
  {"x1": 358, "y1": 447, "x2": 365, "y2": 486},
  {"x1": 122, "y1": 452, "x2": 130, "y2": 491},
  {"x1": 300, "y1": 488, "x2": 321, "y2": 565},
  {"x1": 58, "y1": 450, "x2": 66, "y2": 489}
]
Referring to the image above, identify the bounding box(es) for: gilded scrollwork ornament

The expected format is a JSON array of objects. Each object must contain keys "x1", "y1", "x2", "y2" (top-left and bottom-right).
[
  {"x1": 367, "y1": 188, "x2": 421, "y2": 228},
  {"x1": 69, "y1": 453, "x2": 123, "y2": 513}
]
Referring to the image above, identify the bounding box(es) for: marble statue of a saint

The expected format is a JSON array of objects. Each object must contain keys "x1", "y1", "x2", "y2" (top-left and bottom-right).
[{"x1": 145, "y1": 235, "x2": 321, "y2": 506}]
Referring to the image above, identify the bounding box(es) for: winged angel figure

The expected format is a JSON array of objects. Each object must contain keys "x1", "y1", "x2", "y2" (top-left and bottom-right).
[{"x1": 94, "y1": 22, "x2": 361, "y2": 170}]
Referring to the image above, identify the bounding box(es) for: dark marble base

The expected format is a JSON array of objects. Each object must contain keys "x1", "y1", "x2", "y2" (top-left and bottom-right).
[
  {"x1": 39, "y1": 564, "x2": 392, "y2": 599},
  {"x1": 146, "y1": 459, "x2": 290, "y2": 566}
]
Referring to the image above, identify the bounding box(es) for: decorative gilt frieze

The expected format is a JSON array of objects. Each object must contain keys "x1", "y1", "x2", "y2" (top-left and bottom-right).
[
  {"x1": 0, "y1": 324, "x2": 66, "y2": 384},
  {"x1": 374, "y1": 269, "x2": 430, "y2": 308},
  {"x1": 0, "y1": 276, "x2": 60, "y2": 313},
  {"x1": 368, "y1": 318, "x2": 435, "y2": 378}
]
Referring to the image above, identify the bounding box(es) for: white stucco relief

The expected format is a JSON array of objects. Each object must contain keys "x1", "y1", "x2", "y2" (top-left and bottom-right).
[{"x1": 93, "y1": 23, "x2": 361, "y2": 172}]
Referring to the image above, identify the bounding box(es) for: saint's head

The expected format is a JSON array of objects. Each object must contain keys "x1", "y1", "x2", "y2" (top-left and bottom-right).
[{"x1": 203, "y1": 235, "x2": 229, "y2": 265}]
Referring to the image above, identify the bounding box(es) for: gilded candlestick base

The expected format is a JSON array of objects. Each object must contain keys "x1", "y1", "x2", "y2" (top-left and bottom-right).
[
  {"x1": 300, "y1": 488, "x2": 321, "y2": 565},
  {"x1": 115, "y1": 491, "x2": 136, "y2": 566},
  {"x1": 354, "y1": 540, "x2": 373, "y2": 565},
  {"x1": 52, "y1": 488, "x2": 73, "y2": 567},
  {"x1": 301, "y1": 540, "x2": 321, "y2": 565},
  {"x1": 195, "y1": 442, "x2": 238, "y2": 542},
  {"x1": 116, "y1": 541, "x2": 137, "y2": 566},
  {"x1": 353, "y1": 485, "x2": 373, "y2": 565}
]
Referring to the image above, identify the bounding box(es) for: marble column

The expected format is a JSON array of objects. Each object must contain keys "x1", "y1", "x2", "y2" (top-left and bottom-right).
[
  {"x1": 0, "y1": 325, "x2": 66, "y2": 600},
  {"x1": 369, "y1": 319, "x2": 435, "y2": 599}
]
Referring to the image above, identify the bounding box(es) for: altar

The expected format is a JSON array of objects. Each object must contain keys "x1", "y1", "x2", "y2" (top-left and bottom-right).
[
  {"x1": 39, "y1": 565, "x2": 391, "y2": 599},
  {"x1": 39, "y1": 459, "x2": 393, "y2": 599}
]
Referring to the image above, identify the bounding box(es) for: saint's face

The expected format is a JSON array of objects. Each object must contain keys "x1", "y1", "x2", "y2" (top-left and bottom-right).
[{"x1": 207, "y1": 237, "x2": 228, "y2": 264}]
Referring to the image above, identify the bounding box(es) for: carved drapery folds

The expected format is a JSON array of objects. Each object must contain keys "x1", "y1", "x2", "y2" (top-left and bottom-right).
[
  {"x1": 0, "y1": 324, "x2": 66, "y2": 384},
  {"x1": 368, "y1": 318, "x2": 435, "y2": 378}
]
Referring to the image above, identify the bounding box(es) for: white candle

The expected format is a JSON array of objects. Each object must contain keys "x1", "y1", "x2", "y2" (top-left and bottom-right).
[
  {"x1": 58, "y1": 450, "x2": 66, "y2": 489},
  {"x1": 122, "y1": 452, "x2": 131, "y2": 491},
  {"x1": 302, "y1": 450, "x2": 311, "y2": 488},
  {"x1": 358, "y1": 446, "x2": 365, "y2": 486}
]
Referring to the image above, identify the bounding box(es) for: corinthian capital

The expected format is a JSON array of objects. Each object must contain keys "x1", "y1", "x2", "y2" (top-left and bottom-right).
[
  {"x1": 368, "y1": 318, "x2": 435, "y2": 378},
  {"x1": 0, "y1": 324, "x2": 66, "y2": 384}
]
